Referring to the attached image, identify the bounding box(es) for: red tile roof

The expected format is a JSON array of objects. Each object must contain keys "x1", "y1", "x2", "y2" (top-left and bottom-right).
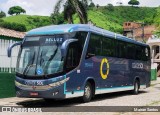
[{"x1": 0, "y1": 27, "x2": 25, "y2": 39}]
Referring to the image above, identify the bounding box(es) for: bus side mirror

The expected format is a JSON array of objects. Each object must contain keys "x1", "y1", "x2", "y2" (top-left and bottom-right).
[
  {"x1": 61, "y1": 39, "x2": 78, "y2": 57},
  {"x1": 7, "y1": 42, "x2": 22, "y2": 57}
]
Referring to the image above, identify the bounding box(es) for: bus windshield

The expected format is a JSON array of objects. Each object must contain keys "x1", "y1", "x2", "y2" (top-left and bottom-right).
[{"x1": 16, "y1": 32, "x2": 87, "y2": 77}]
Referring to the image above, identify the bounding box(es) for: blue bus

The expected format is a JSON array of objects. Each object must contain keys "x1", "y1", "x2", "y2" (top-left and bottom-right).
[{"x1": 8, "y1": 24, "x2": 151, "y2": 102}]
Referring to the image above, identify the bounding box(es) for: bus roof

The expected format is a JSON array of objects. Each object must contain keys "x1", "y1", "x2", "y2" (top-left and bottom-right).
[{"x1": 26, "y1": 24, "x2": 148, "y2": 46}]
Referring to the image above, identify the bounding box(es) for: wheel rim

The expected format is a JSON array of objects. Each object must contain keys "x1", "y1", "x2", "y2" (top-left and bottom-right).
[
  {"x1": 135, "y1": 82, "x2": 138, "y2": 93},
  {"x1": 84, "y1": 85, "x2": 91, "y2": 99}
]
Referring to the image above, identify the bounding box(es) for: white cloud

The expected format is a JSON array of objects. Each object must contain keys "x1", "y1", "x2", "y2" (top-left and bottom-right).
[
  {"x1": 0, "y1": 0, "x2": 58, "y2": 16},
  {"x1": 92, "y1": 0, "x2": 160, "y2": 7},
  {"x1": 139, "y1": 0, "x2": 160, "y2": 7}
]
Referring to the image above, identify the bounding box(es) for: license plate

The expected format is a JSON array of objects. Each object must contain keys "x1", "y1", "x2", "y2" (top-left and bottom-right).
[{"x1": 30, "y1": 92, "x2": 38, "y2": 96}]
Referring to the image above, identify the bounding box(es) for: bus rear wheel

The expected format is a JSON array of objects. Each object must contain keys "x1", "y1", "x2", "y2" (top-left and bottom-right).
[
  {"x1": 82, "y1": 82, "x2": 93, "y2": 103},
  {"x1": 132, "y1": 80, "x2": 140, "y2": 95}
]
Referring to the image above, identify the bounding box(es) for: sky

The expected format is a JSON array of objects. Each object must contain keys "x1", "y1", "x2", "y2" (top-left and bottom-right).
[{"x1": 0, "y1": 0, "x2": 160, "y2": 16}]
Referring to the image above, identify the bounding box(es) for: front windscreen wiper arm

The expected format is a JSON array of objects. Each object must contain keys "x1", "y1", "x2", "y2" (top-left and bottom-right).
[
  {"x1": 23, "y1": 51, "x2": 35, "y2": 75},
  {"x1": 43, "y1": 41, "x2": 59, "y2": 75}
]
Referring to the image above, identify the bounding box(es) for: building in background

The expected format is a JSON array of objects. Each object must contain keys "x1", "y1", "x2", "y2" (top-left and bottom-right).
[
  {"x1": 0, "y1": 27, "x2": 25, "y2": 98},
  {"x1": 147, "y1": 36, "x2": 160, "y2": 80},
  {"x1": 0, "y1": 27, "x2": 25, "y2": 73},
  {"x1": 123, "y1": 22, "x2": 159, "y2": 80},
  {"x1": 123, "y1": 22, "x2": 156, "y2": 42}
]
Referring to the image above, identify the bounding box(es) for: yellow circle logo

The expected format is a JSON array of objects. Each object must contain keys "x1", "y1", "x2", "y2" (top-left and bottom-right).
[{"x1": 100, "y1": 58, "x2": 109, "y2": 79}]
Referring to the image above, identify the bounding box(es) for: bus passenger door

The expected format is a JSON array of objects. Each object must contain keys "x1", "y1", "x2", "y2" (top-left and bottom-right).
[{"x1": 65, "y1": 42, "x2": 83, "y2": 92}]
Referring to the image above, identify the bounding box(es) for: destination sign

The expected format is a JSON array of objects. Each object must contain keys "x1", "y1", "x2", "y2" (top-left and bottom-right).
[
  {"x1": 40, "y1": 37, "x2": 64, "y2": 45},
  {"x1": 24, "y1": 36, "x2": 65, "y2": 46},
  {"x1": 45, "y1": 38, "x2": 63, "y2": 44}
]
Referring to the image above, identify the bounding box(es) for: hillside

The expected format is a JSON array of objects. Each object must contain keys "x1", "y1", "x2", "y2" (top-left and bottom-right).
[
  {"x1": 74, "y1": 6, "x2": 157, "y2": 33},
  {"x1": 1, "y1": 6, "x2": 157, "y2": 33},
  {"x1": 2, "y1": 15, "x2": 52, "y2": 31}
]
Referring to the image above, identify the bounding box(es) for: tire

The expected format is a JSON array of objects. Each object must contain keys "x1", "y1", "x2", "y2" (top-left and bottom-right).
[
  {"x1": 43, "y1": 98, "x2": 55, "y2": 103},
  {"x1": 82, "y1": 82, "x2": 93, "y2": 103},
  {"x1": 132, "y1": 80, "x2": 139, "y2": 95}
]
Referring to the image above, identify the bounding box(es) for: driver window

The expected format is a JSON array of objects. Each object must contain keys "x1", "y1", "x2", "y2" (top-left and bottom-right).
[{"x1": 66, "y1": 42, "x2": 81, "y2": 71}]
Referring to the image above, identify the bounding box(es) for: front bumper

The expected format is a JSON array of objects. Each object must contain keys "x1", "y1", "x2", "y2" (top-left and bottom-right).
[
  {"x1": 16, "y1": 85, "x2": 65, "y2": 99},
  {"x1": 15, "y1": 76, "x2": 69, "y2": 99}
]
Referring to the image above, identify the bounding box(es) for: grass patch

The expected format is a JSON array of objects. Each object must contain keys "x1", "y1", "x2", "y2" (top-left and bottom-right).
[
  {"x1": 0, "y1": 73, "x2": 16, "y2": 98},
  {"x1": 2, "y1": 15, "x2": 52, "y2": 31}
]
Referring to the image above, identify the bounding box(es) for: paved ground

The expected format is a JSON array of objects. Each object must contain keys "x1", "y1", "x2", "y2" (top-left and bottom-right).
[{"x1": 0, "y1": 78, "x2": 160, "y2": 114}]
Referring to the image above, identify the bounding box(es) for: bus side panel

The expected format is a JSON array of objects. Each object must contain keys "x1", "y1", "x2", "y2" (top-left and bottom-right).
[
  {"x1": 65, "y1": 58, "x2": 151, "y2": 97},
  {"x1": 129, "y1": 60, "x2": 151, "y2": 88},
  {"x1": 65, "y1": 70, "x2": 86, "y2": 94},
  {"x1": 83, "y1": 57, "x2": 104, "y2": 89},
  {"x1": 84, "y1": 57, "x2": 134, "y2": 92},
  {"x1": 144, "y1": 61, "x2": 151, "y2": 87},
  {"x1": 100, "y1": 57, "x2": 134, "y2": 90}
]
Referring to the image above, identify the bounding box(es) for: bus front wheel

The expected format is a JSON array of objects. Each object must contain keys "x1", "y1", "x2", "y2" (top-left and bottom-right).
[
  {"x1": 132, "y1": 80, "x2": 140, "y2": 95},
  {"x1": 82, "y1": 82, "x2": 93, "y2": 103}
]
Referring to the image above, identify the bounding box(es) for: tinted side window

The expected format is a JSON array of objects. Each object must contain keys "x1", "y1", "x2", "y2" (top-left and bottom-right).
[
  {"x1": 102, "y1": 37, "x2": 115, "y2": 57},
  {"x1": 126, "y1": 43, "x2": 135, "y2": 59},
  {"x1": 87, "y1": 34, "x2": 102, "y2": 56},
  {"x1": 147, "y1": 47, "x2": 151, "y2": 61},
  {"x1": 75, "y1": 32, "x2": 88, "y2": 49},
  {"x1": 141, "y1": 46, "x2": 146, "y2": 61},
  {"x1": 135, "y1": 45, "x2": 142, "y2": 60},
  {"x1": 141, "y1": 46, "x2": 150, "y2": 61},
  {"x1": 117, "y1": 41, "x2": 126, "y2": 58}
]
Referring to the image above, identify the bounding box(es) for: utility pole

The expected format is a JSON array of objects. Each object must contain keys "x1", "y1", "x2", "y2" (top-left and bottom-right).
[
  {"x1": 132, "y1": 28, "x2": 134, "y2": 40},
  {"x1": 135, "y1": 22, "x2": 145, "y2": 42},
  {"x1": 142, "y1": 22, "x2": 145, "y2": 42}
]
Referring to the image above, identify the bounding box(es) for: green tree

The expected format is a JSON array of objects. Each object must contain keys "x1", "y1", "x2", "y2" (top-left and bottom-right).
[
  {"x1": 154, "y1": 8, "x2": 160, "y2": 37},
  {"x1": 0, "y1": 21, "x2": 26, "y2": 32},
  {"x1": 89, "y1": 2, "x2": 95, "y2": 7},
  {"x1": 96, "y1": 4, "x2": 100, "y2": 9},
  {"x1": 106, "y1": 4, "x2": 114, "y2": 11},
  {"x1": 51, "y1": 13, "x2": 65, "y2": 24},
  {"x1": 81, "y1": 0, "x2": 92, "y2": 8},
  {"x1": 0, "y1": 11, "x2": 6, "y2": 18},
  {"x1": 8, "y1": 6, "x2": 26, "y2": 15},
  {"x1": 128, "y1": 0, "x2": 140, "y2": 6},
  {"x1": 52, "y1": 0, "x2": 88, "y2": 24},
  {"x1": 63, "y1": 1, "x2": 76, "y2": 24}
]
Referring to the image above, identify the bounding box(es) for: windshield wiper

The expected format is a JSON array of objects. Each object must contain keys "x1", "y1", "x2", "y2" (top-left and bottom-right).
[
  {"x1": 39, "y1": 50, "x2": 43, "y2": 66},
  {"x1": 43, "y1": 42, "x2": 59, "y2": 75},
  {"x1": 23, "y1": 51, "x2": 35, "y2": 75}
]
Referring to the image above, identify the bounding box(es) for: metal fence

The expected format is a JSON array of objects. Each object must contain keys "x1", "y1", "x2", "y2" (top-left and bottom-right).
[
  {"x1": 0, "y1": 55, "x2": 17, "y2": 73},
  {"x1": 0, "y1": 39, "x2": 19, "y2": 73}
]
